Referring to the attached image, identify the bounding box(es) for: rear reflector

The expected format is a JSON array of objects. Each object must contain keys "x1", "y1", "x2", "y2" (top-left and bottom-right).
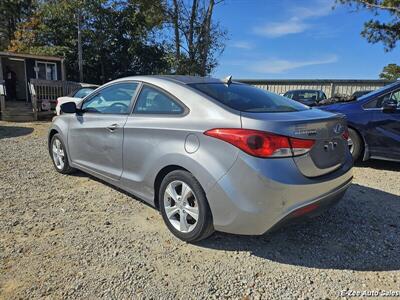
[
  {"x1": 290, "y1": 203, "x2": 319, "y2": 217},
  {"x1": 342, "y1": 128, "x2": 349, "y2": 140},
  {"x1": 204, "y1": 128, "x2": 315, "y2": 158}
]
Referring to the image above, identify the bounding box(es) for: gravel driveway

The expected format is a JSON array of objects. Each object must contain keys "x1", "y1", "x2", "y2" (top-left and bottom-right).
[{"x1": 1, "y1": 121, "x2": 399, "y2": 299}]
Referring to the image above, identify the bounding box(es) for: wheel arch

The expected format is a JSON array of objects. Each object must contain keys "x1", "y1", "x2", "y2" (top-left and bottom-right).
[
  {"x1": 348, "y1": 124, "x2": 369, "y2": 161},
  {"x1": 153, "y1": 165, "x2": 189, "y2": 210},
  {"x1": 48, "y1": 129, "x2": 59, "y2": 153}
]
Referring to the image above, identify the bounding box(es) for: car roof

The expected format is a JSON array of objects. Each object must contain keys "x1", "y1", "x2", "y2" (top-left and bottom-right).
[{"x1": 112, "y1": 75, "x2": 233, "y2": 85}]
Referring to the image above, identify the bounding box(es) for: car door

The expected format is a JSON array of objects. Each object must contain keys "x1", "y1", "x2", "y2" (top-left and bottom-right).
[
  {"x1": 67, "y1": 81, "x2": 139, "y2": 180},
  {"x1": 364, "y1": 89, "x2": 400, "y2": 160},
  {"x1": 120, "y1": 84, "x2": 187, "y2": 198}
]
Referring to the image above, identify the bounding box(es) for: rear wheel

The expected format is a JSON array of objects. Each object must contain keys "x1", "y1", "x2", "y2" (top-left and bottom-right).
[
  {"x1": 348, "y1": 128, "x2": 363, "y2": 161},
  {"x1": 159, "y1": 170, "x2": 214, "y2": 242},
  {"x1": 50, "y1": 134, "x2": 75, "y2": 174}
]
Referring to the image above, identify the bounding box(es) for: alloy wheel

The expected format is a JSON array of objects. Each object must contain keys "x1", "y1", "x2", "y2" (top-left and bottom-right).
[
  {"x1": 163, "y1": 180, "x2": 199, "y2": 233},
  {"x1": 347, "y1": 136, "x2": 354, "y2": 154},
  {"x1": 52, "y1": 138, "x2": 65, "y2": 170}
]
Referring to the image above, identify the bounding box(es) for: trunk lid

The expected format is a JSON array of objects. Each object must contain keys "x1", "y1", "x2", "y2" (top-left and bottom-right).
[{"x1": 240, "y1": 109, "x2": 348, "y2": 177}]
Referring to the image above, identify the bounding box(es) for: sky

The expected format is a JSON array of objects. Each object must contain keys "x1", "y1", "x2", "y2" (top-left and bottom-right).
[{"x1": 212, "y1": 0, "x2": 400, "y2": 79}]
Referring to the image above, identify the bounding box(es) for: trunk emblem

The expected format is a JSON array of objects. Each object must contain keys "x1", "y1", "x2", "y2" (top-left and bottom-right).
[
  {"x1": 333, "y1": 123, "x2": 344, "y2": 134},
  {"x1": 294, "y1": 128, "x2": 317, "y2": 136}
]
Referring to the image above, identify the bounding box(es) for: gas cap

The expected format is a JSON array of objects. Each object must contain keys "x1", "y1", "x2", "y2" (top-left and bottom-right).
[{"x1": 184, "y1": 134, "x2": 200, "y2": 154}]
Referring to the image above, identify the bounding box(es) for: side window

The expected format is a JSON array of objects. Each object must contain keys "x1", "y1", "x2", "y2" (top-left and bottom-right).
[
  {"x1": 390, "y1": 90, "x2": 400, "y2": 108},
  {"x1": 364, "y1": 93, "x2": 392, "y2": 109},
  {"x1": 133, "y1": 85, "x2": 183, "y2": 114},
  {"x1": 82, "y1": 83, "x2": 138, "y2": 114}
]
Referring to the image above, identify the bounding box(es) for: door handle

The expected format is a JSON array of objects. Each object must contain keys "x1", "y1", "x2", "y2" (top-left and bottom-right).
[{"x1": 107, "y1": 123, "x2": 119, "y2": 132}]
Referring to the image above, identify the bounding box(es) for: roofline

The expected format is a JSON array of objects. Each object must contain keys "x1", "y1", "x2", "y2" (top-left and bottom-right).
[
  {"x1": 237, "y1": 79, "x2": 395, "y2": 84},
  {"x1": 0, "y1": 51, "x2": 63, "y2": 61},
  {"x1": 111, "y1": 75, "x2": 225, "y2": 85}
]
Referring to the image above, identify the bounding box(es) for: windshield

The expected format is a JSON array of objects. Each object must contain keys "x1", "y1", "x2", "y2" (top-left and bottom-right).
[
  {"x1": 358, "y1": 81, "x2": 400, "y2": 101},
  {"x1": 284, "y1": 90, "x2": 325, "y2": 101},
  {"x1": 189, "y1": 83, "x2": 308, "y2": 113}
]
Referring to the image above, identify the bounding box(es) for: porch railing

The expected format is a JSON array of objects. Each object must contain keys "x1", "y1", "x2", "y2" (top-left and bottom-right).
[
  {"x1": 29, "y1": 79, "x2": 81, "y2": 101},
  {"x1": 0, "y1": 80, "x2": 5, "y2": 114},
  {"x1": 29, "y1": 79, "x2": 82, "y2": 119}
]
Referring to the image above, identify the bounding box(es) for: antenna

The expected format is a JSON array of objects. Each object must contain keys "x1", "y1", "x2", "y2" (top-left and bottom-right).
[{"x1": 223, "y1": 75, "x2": 232, "y2": 86}]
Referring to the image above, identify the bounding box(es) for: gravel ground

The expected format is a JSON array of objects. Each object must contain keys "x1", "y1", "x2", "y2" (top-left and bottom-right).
[{"x1": 1, "y1": 121, "x2": 399, "y2": 300}]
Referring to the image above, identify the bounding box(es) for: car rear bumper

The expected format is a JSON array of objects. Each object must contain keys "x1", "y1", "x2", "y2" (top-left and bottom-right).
[{"x1": 206, "y1": 151, "x2": 353, "y2": 235}]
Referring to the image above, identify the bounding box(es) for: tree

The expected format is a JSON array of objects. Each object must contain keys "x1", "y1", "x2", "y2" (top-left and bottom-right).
[
  {"x1": 9, "y1": 0, "x2": 171, "y2": 83},
  {"x1": 336, "y1": 0, "x2": 400, "y2": 51},
  {"x1": 6, "y1": 0, "x2": 227, "y2": 81},
  {"x1": 167, "y1": 0, "x2": 226, "y2": 75},
  {"x1": 0, "y1": 0, "x2": 36, "y2": 50},
  {"x1": 380, "y1": 63, "x2": 400, "y2": 79}
]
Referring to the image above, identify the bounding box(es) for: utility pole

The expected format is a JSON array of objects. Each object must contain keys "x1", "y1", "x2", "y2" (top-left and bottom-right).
[{"x1": 77, "y1": 8, "x2": 83, "y2": 82}]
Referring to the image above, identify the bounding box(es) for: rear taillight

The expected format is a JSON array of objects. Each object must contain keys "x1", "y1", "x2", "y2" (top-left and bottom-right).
[
  {"x1": 290, "y1": 138, "x2": 315, "y2": 156},
  {"x1": 204, "y1": 128, "x2": 315, "y2": 158}
]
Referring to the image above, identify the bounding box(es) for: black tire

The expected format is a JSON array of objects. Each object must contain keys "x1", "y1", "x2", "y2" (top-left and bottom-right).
[
  {"x1": 159, "y1": 170, "x2": 214, "y2": 242},
  {"x1": 50, "y1": 133, "x2": 76, "y2": 174},
  {"x1": 348, "y1": 128, "x2": 363, "y2": 162}
]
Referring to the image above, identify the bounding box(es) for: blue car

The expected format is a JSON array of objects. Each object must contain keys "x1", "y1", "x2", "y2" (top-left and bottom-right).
[{"x1": 320, "y1": 81, "x2": 400, "y2": 162}]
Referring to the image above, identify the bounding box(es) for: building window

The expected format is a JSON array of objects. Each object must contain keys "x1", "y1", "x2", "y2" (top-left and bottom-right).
[{"x1": 35, "y1": 61, "x2": 57, "y2": 80}]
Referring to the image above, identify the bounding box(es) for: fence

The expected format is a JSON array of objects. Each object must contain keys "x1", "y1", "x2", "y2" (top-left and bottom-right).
[
  {"x1": 28, "y1": 79, "x2": 81, "y2": 120},
  {"x1": 0, "y1": 80, "x2": 5, "y2": 113},
  {"x1": 238, "y1": 79, "x2": 393, "y2": 97},
  {"x1": 29, "y1": 79, "x2": 81, "y2": 102}
]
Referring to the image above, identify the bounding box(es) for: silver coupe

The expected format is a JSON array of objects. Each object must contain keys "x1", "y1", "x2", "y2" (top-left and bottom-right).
[{"x1": 48, "y1": 76, "x2": 353, "y2": 242}]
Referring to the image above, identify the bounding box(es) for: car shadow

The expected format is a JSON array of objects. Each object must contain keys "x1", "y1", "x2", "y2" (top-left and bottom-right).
[
  {"x1": 69, "y1": 170, "x2": 156, "y2": 209},
  {"x1": 0, "y1": 125, "x2": 34, "y2": 139},
  {"x1": 197, "y1": 183, "x2": 400, "y2": 271},
  {"x1": 355, "y1": 159, "x2": 400, "y2": 172}
]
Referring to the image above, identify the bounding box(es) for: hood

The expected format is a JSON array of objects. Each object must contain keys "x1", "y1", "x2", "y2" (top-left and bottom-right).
[{"x1": 318, "y1": 101, "x2": 354, "y2": 112}]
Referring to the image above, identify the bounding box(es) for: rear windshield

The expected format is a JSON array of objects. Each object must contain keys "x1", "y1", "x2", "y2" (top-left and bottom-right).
[{"x1": 189, "y1": 83, "x2": 308, "y2": 112}]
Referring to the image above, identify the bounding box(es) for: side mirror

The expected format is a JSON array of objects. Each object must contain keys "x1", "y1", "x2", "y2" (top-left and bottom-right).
[
  {"x1": 382, "y1": 100, "x2": 397, "y2": 113},
  {"x1": 60, "y1": 101, "x2": 77, "y2": 114}
]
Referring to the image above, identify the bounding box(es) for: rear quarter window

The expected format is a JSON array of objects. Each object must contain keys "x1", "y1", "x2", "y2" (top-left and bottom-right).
[{"x1": 190, "y1": 83, "x2": 308, "y2": 113}]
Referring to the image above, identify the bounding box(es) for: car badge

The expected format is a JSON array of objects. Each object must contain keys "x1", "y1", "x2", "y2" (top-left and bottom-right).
[{"x1": 333, "y1": 123, "x2": 344, "y2": 135}]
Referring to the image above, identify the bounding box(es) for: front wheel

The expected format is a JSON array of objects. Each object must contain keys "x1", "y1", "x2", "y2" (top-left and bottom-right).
[
  {"x1": 50, "y1": 134, "x2": 75, "y2": 174},
  {"x1": 159, "y1": 170, "x2": 214, "y2": 242}
]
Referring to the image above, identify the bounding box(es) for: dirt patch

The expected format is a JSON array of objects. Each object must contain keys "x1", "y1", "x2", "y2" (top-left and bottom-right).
[{"x1": 0, "y1": 121, "x2": 399, "y2": 299}]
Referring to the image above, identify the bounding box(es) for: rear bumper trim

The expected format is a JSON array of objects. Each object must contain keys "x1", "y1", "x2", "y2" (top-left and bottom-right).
[{"x1": 266, "y1": 176, "x2": 352, "y2": 234}]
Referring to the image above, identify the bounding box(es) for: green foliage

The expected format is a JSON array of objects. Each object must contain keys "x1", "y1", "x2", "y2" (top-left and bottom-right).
[
  {"x1": 336, "y1": 0, "x2": 400, "y2": 51},
  {"x1": 4, "y1": 0, "x2": 225, "y2": 82},
  {"x1": 380, "y1": 63, "x2": 400, "y2": 79},
  {"x1": 5, "y1": 0, "x2": 165, "y2": 82},
  {"x1": 0, "y1": 0, "x2": 36, "y2": 50}
]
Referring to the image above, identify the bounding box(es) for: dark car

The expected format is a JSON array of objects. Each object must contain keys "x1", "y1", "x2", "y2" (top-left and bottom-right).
[
  {"x1": 284, "y1": 89, "x2": 327, "y2": 106},
  {"x1": 319, "y1": 81, "x2": 400, "y2": 162}
]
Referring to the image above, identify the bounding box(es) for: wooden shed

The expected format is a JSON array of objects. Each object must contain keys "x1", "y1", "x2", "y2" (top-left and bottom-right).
[{"x1": 0, "y1": 51, "x2": 73, "y2": 121}]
